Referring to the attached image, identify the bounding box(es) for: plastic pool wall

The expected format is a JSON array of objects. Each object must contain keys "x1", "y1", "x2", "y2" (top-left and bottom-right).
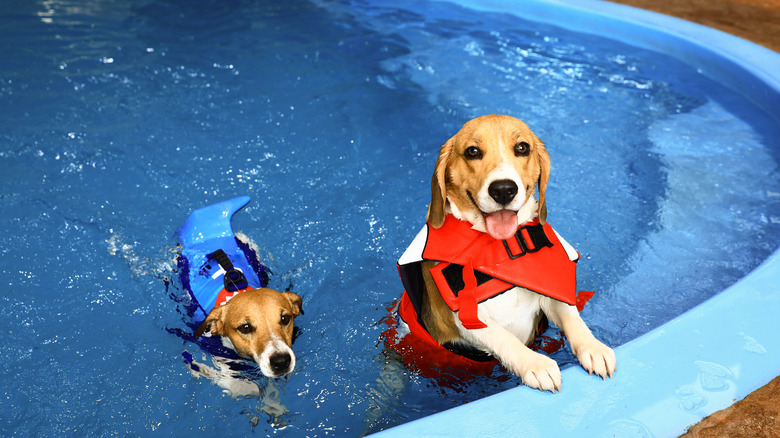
[{"x1": 373, "y1": 0, "x2": 780, "y2": 437}]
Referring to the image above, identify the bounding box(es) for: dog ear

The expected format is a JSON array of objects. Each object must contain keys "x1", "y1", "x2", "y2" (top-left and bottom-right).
[
  {"x1": 282, "y1": 291, "x2": 304, "y2": 316},
  {"x1": 427, "y1": 138, "x2": 453, "y2": 228},
  {"x1": 195, "y1": 306, "x2": 225, "y2": 337},
  {"x1": 536, "y1": 136, "x2": 550, "y2": 224}
]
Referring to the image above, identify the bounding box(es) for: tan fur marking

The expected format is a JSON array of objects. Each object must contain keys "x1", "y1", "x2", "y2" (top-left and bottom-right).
[
  {"x1": 195, "y1": 288, "x2": 301, "y2": 360},
  {"x1": 419, "y1": 260, "x2": 462, "y2": 345}
]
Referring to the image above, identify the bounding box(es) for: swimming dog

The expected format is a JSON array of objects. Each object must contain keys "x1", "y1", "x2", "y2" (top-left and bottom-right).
[
  {"x1": 396, "y1": 114, "x2": 616, "y2": 392},
  {"x1": 176, "y1": 197, "x2": 303, "y2": 422}
]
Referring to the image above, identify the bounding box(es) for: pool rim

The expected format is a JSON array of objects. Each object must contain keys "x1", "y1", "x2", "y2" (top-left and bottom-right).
[{"x1": 373, "y1": 0, "x2": 780, "y2": 436}]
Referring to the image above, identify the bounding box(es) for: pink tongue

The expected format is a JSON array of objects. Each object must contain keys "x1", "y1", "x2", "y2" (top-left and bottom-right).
[{"x1": 485, "y1": 210, "x2": 519, "y2": 241}]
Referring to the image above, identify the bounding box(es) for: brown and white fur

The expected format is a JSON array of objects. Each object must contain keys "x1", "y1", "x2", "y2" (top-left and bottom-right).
[
  {"x1": 195, "y1": 288, "x2": 303, "y2": 379},
  {"x1": 423, "y1": 114, "x2": 616, "y2": 392}
]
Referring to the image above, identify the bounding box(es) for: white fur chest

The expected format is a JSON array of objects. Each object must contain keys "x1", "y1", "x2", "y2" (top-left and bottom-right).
[{"x1": 457, "y1": 286, "x2": 544, "y2": 347}]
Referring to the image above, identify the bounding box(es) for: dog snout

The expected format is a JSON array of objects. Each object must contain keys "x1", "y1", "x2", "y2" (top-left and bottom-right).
[
  {"x1": 269, "y1": 352, "x2": 292, "y2": 374},
  {"x1": 488, "y1": 179, "x2": 518, "y2": 206}
]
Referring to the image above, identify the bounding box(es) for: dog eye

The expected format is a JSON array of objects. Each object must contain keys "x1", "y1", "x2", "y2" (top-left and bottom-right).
[
  {"x1": 280, "y1": 314, "x2": 291, "y2": 326},
  {"x1": 514, "y1": 142, "x2": 530, "y2": 157},
  {"x1": 237, "y1": 323, "x2": 254, "y2": 334},
  {"x1": 464, "y1": 146, "x2": 483, "y2": 160}
]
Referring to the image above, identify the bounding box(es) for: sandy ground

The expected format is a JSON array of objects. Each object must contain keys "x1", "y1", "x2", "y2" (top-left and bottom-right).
[
  {"x1": 681, "y1": 376, "x2": 780, "y2": 437},
  {"x1": 607, "y1": 0, "x2": 780, "y2": 52},
  {"x1": 604, "y1": 0, "x2": 780, "y2": 436}
]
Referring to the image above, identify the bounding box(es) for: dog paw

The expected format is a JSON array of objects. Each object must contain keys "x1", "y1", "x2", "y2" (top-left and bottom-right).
[
  {"x1": 573, "y1": 339, "x2": 616, "y2": 380},
  {"x1": 516, "y1": 353, "x2": 562, "y2": 393}
]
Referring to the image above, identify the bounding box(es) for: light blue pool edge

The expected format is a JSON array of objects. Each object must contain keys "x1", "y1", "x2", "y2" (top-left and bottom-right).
[{"x1": 373, "y1": 0, "x2": 780, "y2": 436}]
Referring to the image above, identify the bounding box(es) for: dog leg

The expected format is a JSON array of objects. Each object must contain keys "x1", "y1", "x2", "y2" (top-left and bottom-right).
[
  {"x1": 460, "y1": 315, "x2": 562, "y2": 392},
  {"x1": 259, "y1": 379, "x2": 290, "y2": 428},
  {"x1": 187, "y1": 355, "x2": 262, "y2": 398},
  {"x1": 542, "y1": 298, "x2": 616, "y2": 379}
]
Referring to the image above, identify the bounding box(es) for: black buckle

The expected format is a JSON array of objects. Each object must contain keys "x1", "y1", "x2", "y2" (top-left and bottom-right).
[
  {"x1": 502, "y1": 223, "x2": 553, "y2": 259},
  {"x1": 207, "y1": 249, "x2": 249, "y2": 292}
]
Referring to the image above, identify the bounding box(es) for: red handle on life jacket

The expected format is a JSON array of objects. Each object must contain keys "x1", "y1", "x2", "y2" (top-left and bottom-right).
[{"x1": 458, "y1": 260, "x2": 488, "y2": 329}]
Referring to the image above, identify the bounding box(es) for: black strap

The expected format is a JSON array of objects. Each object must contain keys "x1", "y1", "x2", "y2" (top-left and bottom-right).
[
  {"x1": 207, "y1": 249, "x2": 249, "y2": 292},
  {"x1": 502, "y1": 222, "x2": 553, "y2": 259},
  {"x1": 440, "y1": 263, "x2": 494, "y2": 296}
]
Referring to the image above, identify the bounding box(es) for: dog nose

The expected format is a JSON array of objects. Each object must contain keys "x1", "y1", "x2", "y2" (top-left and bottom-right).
[
  {"x1": 269, "y1": 352, "x2": 292, "y2": 374},
  {"x1": 488, "y1": 179, "x2": 518, "y2": 205}
]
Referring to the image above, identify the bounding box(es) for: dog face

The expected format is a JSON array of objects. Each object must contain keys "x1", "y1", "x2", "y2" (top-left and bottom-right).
[
  {"x1": 427, "y1": 114, "x2": 550, "y2": 240},
  {"x1": 195, "y1": 288, "x2": 303, "y2": 378}
]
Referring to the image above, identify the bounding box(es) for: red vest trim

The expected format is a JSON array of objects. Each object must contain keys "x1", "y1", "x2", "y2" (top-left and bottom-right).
[{"x1": 213, "y1": 286, "x2": 251, "y2": 308}]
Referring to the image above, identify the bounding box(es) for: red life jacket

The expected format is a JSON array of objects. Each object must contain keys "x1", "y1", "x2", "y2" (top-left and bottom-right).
[
  {"x1": 213, "y1": 287, "x2": 250, "y2": 308},
  {"x1": 399, "y1": 214, "x2": 581, "y2": 330},
  {"x1": 388, "y1": 215, "x2": 593, "y2": 373}
]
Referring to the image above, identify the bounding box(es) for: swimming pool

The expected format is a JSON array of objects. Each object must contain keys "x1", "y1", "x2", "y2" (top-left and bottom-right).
[{"x1": 1, "y1": 0, "x2": 778, "y2": 436}]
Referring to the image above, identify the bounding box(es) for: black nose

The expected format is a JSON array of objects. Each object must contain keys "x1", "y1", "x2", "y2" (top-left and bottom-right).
[
  {"x1": 488, "y1": 179, "x2": 518, "y2": 205},
  {"x1": 269, "y1": 352, "x2": 292, "y2": 374}
]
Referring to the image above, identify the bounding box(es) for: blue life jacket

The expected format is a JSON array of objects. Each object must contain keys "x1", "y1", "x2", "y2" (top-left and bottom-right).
[{"x1": 176, "y1": 196, "x2": 270, "y2": 325}]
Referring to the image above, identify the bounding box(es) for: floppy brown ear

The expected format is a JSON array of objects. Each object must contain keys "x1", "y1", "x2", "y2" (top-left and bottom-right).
[
  {"x1": 282, "y1": 291, "x2": 304, "y2": 317},
  {"x1": 426, "y1": 138, "x2": 453, "y2": 228},
  {"x1": 195, "y1": 306, "x2": 225, "y2": 337},
  {"x1": 536, "y1": 137, "x2": 551, "y2": 224}
]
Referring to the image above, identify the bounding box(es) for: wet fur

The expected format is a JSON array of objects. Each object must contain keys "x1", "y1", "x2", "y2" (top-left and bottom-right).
[{"x1": 196, "y1": 288, "x2": 303, "y2": 378}]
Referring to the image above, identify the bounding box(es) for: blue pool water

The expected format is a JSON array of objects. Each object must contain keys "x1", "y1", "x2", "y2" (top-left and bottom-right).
[{"x1": 2, "y1": 0, "x2": 779, "y2": 436}]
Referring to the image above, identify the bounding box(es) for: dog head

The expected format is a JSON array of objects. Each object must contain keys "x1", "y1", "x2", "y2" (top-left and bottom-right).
[
  {"x1": 195, "y1": 288, "x2": 304, "y2": 378},
  {"x1": 427, "y1": 114, "x2": 550, "y2": 240}
]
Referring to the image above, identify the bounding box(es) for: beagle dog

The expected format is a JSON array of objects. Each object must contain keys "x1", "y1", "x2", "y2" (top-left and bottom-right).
[
  {"x1": 407, "y1": 114, "x2": 616, "y2": 392},
  {"x1": 195, "y1": 288, "x2": 303, "y2": 379}
]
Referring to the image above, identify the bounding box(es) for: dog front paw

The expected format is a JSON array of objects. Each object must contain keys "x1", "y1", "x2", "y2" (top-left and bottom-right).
[
  {"x1": 514, "y1": 352, "x2": 562, "y2": 393},
  {"x1": 572, "y1": 339, "x2": 616, "y2": 380}
]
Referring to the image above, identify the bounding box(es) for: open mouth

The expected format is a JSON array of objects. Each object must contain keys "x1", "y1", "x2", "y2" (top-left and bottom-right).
[{"x1": 467, "y1": 191, "x2": 519, "y2": 241}]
